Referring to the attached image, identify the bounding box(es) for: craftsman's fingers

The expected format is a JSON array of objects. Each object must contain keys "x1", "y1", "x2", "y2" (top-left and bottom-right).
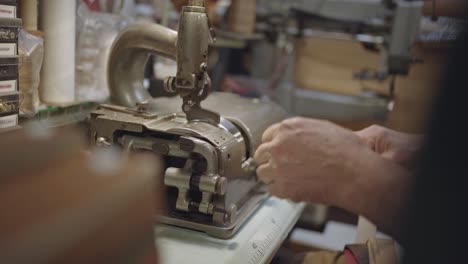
[
  {"x1": 254, "y1": 143, "x2": 273, "y2": 165},
  {"x1": 256, "y1": 163, "x2": 276, "y2": 184},
  {"x1": 262, "y1": 123, "x2": 281, "y2": 143},
  {"x1": 355, "y1": 125, "x2": 387, "y2": 151},
  {"x1": 355, "y1": 129, "x2": 373, "y2": 145}
]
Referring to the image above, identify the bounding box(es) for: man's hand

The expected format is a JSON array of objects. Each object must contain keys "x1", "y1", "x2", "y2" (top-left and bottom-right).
[
  {"x1": 356, "y1": 125, "x2": 424, "y2": 170},
  {"x1": 254, "y1": 117, "x2": 369, "y2": 204},
  {"x1": 254, "y1": 118, "x2": 414, "y2": 241}
]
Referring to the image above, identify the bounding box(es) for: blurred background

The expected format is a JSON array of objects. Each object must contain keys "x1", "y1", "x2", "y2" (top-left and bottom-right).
[
  {"x1": 0, "y1": 1, "x2": 465, "y2": 263},
  {"x1": 5, "y1": 0, "x2": 460, "y2": 132}
]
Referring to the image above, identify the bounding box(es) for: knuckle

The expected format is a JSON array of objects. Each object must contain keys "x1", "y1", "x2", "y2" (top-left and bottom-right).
[
  {"x1": 377, "y1": 128, "x2": 388, "y2": 139},
  {"x1": 289, "y1": 117, "x2": 305, "y2": 124},
  {"x1": 310, "y1": 119, "x2": 335, "y2": 131},
  {"x1": 281, "y1": 117, "x2": 304, "y2": 129},
  {"x1": 260, "y1": 143, "x2": 272, "y2": 153},
  {"x1": 366, "y1": 125, "x2": 387, "y2": 138},
  {"x1": 269, "y1": 141, "x2": 284, "y2": 157},
  {"x1": 369, "y1": 124, "x2": 385, "y2": 133},
  {"x1": 278, "y1": 122, "x2": 291, "y2": 131}
]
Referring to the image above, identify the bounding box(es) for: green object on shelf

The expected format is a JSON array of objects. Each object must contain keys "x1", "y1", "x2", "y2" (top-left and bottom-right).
[
  {"x1": 30, "y1": 102, "x2": 100, "y2": 127},
  {"x1": 36, "y1": 102, "x2": 97, "y2": 116}
]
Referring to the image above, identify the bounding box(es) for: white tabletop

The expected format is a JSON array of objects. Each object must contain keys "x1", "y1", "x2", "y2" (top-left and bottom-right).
[{"x1": 155, "y1": 197, "x2": 305, "y2": 264}]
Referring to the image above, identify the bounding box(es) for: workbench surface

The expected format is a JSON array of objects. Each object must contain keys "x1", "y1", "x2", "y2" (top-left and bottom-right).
[{"x1": 155, "y1": 197, "x2": 305, "y2": 264}]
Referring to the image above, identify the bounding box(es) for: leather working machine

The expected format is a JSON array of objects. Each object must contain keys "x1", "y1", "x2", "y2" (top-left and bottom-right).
[
  {"x1": 89, "y1": 0, "x2": 286, "y2": 239},
  {"x1": 89, "y1": 0, "x2": 424, "y2": 239}
]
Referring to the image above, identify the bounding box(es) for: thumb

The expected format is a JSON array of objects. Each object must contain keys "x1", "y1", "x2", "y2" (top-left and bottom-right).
[{"x1": 355, "y1": 130, "x2": 376, "y2": 150}]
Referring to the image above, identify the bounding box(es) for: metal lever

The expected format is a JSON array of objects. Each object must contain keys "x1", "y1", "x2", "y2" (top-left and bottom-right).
[
  {"x1": 107, "y1": 0, "x2": 220, "y2": 125},
  {"x1": 163, "y1": 0, "x2": 220, "y2": 125}
]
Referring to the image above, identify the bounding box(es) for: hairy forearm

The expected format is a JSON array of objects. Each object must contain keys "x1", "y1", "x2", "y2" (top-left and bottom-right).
[
  {"x1": 360, "y1": 156, "x2": 412, "y2": 241},
  {"x1": 333, "y1": 150, "x2": 413, "y2": 241}
]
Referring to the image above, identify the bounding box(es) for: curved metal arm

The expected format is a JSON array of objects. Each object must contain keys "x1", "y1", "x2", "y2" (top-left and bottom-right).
[{"x1": 108, "y1": 23, "x2": 178, "y2": 107}]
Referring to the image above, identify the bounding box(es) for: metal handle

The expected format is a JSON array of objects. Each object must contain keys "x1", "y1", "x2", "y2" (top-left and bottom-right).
[{"x1": 108, "y1": 23, "x2": 178, "y2": 107}]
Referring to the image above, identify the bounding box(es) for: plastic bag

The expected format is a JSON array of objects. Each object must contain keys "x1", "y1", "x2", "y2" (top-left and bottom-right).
[
  {"x1": 75, "y1": 1, "x2": 132, "y2": 103},
  {"x1": 19, "y1": 30, "x2": 44, "y2": 117}
]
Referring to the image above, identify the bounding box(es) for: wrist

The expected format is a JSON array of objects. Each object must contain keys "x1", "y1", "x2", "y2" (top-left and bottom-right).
[{"x1": 336, "y1": 149, "x2": 413, "y2": 239}]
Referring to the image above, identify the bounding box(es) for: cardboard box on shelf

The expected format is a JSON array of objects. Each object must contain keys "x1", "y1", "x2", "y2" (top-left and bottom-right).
[
  {"x1": 0, "y1": 56, "x2": 18, "y2": 93},
  {"x1": 0, "y1": 17, "x2": 21, "y2": 41},
  {"x1": 0, "y1": 0, "x2": 17, "y2": 5},
  {"x1": 0, "y1": 112, "x2": 17, "y2": 128},
  {"x1": 0, "y1": 90, "x2": 18, "y2": 128},
  {"x1": 294, "y1": 37, "x2": 391, "y2": 97},
  {"x1": 294, "y1": 36, "x2": 448, "y2": 133},
  {"x1": 0, "y1": 17, "x2": 21, "y2": 56},
  {"x1": 228, "y1": 0, "x2": 256, "y2": 34},
  {"x1": 387, "y1": 43, "x2": 447, "y2": 133},
  {"x1": 0, "y1": 0, "x2": 17, "y2": 18},
  {"x1": 0, "y1": 90, "x2": 18, "y2": 111},
  {"x1": 0, "y1": 4, "x2": 16, "y2": 19}
]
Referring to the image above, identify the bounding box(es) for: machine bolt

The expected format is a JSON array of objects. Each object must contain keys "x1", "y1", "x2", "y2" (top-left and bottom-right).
[
  {"x1": 183, "y1": 104, "x2": 191, "y2": 112},
  {"x1": 136, "y1": 101, "x2": 149, "y2": 113},
  {"x1": 200, "y1": 62, "x2": 207, "y2": 72},
  {"x1": 164, "y1": 77, "x2": 176, "y2": 93},
  {"x1": 96, "y1": 137, "x2": 112, "y2": 147},
  {"x1": 179, "y1": 80, "x2": 190, "y2": 87},
  {"x1": 152, "y1": 143, "x2": 170, "y2": 155},
  {"x1": 223, "y1": 204, "x2": 237, "y2": 224},
  {"x1": 216, "y1": 177, "x2": 228, "y2": 195},
  {"x1": 179, "y1": 138, "x2": 195, "y2": 151}
]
